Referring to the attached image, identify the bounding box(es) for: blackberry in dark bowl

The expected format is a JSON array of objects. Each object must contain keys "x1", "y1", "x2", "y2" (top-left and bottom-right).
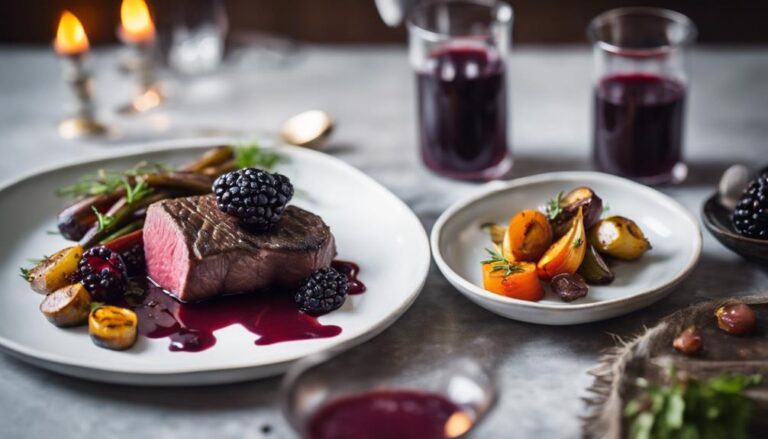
[
  {"x1": 294, "y1": 267, "x2": 349, "y2": 315},
  {"x1": 213, "y1": 168, "x2": 294, "y2": 231},
  {"x1": 732, "y1": 175, "x2": 768, "y2": 240}
]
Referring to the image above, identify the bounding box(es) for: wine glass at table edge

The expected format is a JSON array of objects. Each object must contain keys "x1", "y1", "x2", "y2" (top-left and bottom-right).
[
  {"x1": 588, "y1": 7, "x2": 697, "y2": 185},
  {"x1": 407, "y1": 0, "x2": 513, "y2": 181}
]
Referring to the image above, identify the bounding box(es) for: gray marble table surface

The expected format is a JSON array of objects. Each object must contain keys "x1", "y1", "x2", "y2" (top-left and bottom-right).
[{"x1": 0, "y1": 45, "x2": 767, "y2": 438}]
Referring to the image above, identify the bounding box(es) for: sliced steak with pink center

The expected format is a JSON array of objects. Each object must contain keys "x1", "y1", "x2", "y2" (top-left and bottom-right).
[{"x1": 144, "y1": 194, "x2": 336, "y2": 302}]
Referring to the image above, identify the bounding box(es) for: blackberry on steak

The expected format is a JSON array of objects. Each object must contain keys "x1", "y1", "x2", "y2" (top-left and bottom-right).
[
  {"x1": 732, "y1": 175, "x2": 768, "y2": 240},
  {"x1": 213, "y1": 168, "x2": 294, "y2": 231},
  {"x1": 77, "y1": 246, "x2": 128, "y2": 302},
  {"x1": 294, "y1": 268, "x2": 349, "y2": 315}
]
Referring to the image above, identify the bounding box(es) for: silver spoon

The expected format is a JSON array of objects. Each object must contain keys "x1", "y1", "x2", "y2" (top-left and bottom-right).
[{"x1": 279, "y1": 110, "x2": 334, "y2": 150}]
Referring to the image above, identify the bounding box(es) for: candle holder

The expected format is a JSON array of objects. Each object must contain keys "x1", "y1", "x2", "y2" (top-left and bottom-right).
[
  {"x1": 58, "y1": 54, "x2": 109, "y2": 139},
  {"x1": 118, "y1": 43, "x2": 163, "y2": 114}
]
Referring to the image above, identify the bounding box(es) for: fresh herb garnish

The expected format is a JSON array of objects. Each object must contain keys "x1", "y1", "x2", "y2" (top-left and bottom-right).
[
  {"x1": 19, "y1": 266, "x2": 32, "y2": 281},
  {"x1": 57, "y1": 161, "x2": 172, "y2": 198},
  {"x1": 481, "y1": 248, "x2": 524, "y2": 277},
  {"x1": 92, "y1": 206, "x2": 116, "y2": 232},
  {"x1": 123, "y1": 178, "x2": 153, "y2": 205},
  {"x1": 546, "y1": 191, "x2": 564, "y2": 220},
  {"x1": 46, "y1": 229, "x2": 61, "y2": 236},
  {"x1": 625, "y1": 373, "x2": 762, "y2": 439},
  {"x1": 19, "y1": 255, "x2": 48, "y2": 281},
  {"x1": 572, "y1": 237, "x2": 583, "y2": 248},
  {"x1": 235, "y1": 143, "x2": 284, "y2": 171},
  {"x1": 90, "y1": 302, "x2": 105, "y2": 312},
  {"x1": 603, "y1": 204, "x2": 611, "y2": 213}
]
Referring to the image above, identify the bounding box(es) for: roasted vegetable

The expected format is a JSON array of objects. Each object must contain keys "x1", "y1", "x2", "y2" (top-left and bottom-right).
[
  {"x1": 504, "y1": 210, "x2": 552, "y2": 262},
  {"x1": 588, "y1": 216, "x2": 651, "y2": 260},
  {"x1": 481, "y1": 222, "x2": 506, "y2": 246},
  {"x1": 178, "y1": 145, "x2": 234, "y2": 173},
  {"x1": 537, "y1": 208, "x2": 587, "y2": 280},
  {"x1": 25, "y1": 245, "x2": 83, "y2": 294},
  {"x1": 577, "y1": 244, "x2": 614, "y2": 285},
  {"x1": 89, "y1": 305, "x2": 138, "y2": 350},
  {"x1": 79, "y1": 192, "x2": 166, "y2": 248},
  {"x1": 549, "y1": 187, "x2": 603, "y2": 238},
  {"x1": 39, "y1": 283, "x2": 92, "y2": 327},
  {"x1": 57, "y1": 193, "x2": 121, "y2": 241},
  {"x1": 481, "y1": 248, "x2": 543, "y2": 301},
  {"x1": 551, "y1": 273, "x2": 588, "y2": 302}
]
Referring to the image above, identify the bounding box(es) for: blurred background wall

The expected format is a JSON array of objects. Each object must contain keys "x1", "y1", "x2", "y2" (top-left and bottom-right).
[{"x1": 1, "y1": 0, "x2": 766, "y2": 45}]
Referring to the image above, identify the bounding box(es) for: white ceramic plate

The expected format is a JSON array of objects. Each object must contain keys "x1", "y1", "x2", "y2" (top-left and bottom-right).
[
  {"x1": 431, "y1": 172, "x2": 701, "y2": 325},
  {"x1": 0, "y1": 140, "x2": 430, "y2": 385}
]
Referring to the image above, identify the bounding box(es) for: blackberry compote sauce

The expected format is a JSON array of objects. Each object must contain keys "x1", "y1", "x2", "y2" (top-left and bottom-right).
[{"x1": 131, "y1": 260, "x2": 365, "y2": 352}]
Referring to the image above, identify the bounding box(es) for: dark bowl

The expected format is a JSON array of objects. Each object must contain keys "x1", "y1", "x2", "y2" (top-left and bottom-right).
[{"x1": 702, "y1": 193, "x2": 768, "y2": 265}]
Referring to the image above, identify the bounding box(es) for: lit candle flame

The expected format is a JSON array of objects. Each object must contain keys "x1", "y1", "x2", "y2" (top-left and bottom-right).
[
  {"x1": 120, "y1": 0, "x2": 156, "y2": 44},
  {"x1": 54, "y1": 10, "x2": 89, "y2": 56}
]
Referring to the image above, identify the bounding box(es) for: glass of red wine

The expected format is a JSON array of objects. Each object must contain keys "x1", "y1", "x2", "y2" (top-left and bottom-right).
[
  {"x1": 281, "y1": 347, "x2": 495, "y2": 439},
  {"x1": 407, "y1": 0, "x2": 513, "y2": 181},
  {"x1": 588, "y1": 8, "x2": 696, "y2": 185}
]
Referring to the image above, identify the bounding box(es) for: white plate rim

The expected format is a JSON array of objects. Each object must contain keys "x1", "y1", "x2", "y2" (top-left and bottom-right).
[
  {"x1": 0, "y1": 138, "x2": 431, "y2": 376},
  {"x1": 430, "y1": 171, "x2": 702, "y2": 313}
]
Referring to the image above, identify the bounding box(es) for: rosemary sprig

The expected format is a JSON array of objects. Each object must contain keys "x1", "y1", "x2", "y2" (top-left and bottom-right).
[
  {"x1": 56, "y1": 161, "x2": 172, "y2": 198},
  {"x1": 235, "y1": 143, "x2": 284, "y2": 171},
  {"x1": 481, "y1": 248, "x2": 524, "y2": 277},
  {"x1": 546, "y1": 191, "x2": 564, "y2": 220},
  {"x1": 19, "y1": 255, "x2": 48, "y2": 281},
  {"x1": 19, "y1": 266, "x2": 32, "y2": 281},
  {"x1": 122, "y1": 178, "x2": 153, "y2": 205},
  {"x1": 92, "y1": 206, "x2": 116, "y2": 232}
]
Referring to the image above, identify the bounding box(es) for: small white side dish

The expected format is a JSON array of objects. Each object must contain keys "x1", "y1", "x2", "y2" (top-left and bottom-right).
[
  {"x1": 431, "y1": 172, "x2": 701, "y2": 325},
  {"x1": 0, "y1": 139, "x2": 430, "y2": 385}
]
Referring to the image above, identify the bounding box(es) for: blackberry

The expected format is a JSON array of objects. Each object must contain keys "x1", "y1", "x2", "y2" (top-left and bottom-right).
[
  {"x1": 77, "y1": 246, "x2": 128, "y2": 302},
  {"x1": 212, "y1": 168, "x2": 294, "y2": 231},
  {"x1": 732, "y1": 175, "x2": 768, "y2": 240},
  {"x1": 105, "y1": 230, "x2": 145, "y2": 277},
  {"x1": 294, "y1": 268, "x2": 349, "y2": 315}
]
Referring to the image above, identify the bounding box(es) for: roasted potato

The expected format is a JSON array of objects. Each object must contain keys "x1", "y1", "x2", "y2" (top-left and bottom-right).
[
  {"x1": 588, "y1": 216, "x2": 651, "y2": 260},
  {"x1": 40, "y1": 283, "x2": 92, "y2": 327},
  {"x1": 89, "y1": 305, "x2": 138, "y2": 350},
  {"x1": 26, "y1": 245, "x2": 83, "y2": 294}
]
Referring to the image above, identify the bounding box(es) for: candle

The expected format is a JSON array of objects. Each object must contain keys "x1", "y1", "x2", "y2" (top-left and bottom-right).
[
  {"x1": 120, "y1": 0, "x2": 156, "y2": 45},
  {"x1": 54, "y1": 10, "x2": 89, "y2": 56}
]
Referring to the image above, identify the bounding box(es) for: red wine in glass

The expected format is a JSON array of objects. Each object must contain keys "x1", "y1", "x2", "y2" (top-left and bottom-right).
[
  {"x1": 417, "y1": 47, "x2": 510, "y2": 180},
  {"x1": 307, "y1": 389, "x2": 469, "y2": 439},
  {"x1": 593, "y1": 73, "x2": 686, "y2": 183}
]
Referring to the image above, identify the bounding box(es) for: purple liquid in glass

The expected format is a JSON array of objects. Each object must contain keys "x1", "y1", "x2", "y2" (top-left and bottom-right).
[
  {"x1": 417, "y1": 47, "x2": 509, "y2": 179},
  {"x1": 308, "y1": 389, "x2": 466, "y2": 439},
  {"x1": 593, "y1": 73, "x2": 686, "y2": 181}
]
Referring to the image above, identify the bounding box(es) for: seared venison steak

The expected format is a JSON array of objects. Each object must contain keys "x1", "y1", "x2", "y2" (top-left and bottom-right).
[{"x1": 144, "y1": 194, "x2": 336, "y2": 302}]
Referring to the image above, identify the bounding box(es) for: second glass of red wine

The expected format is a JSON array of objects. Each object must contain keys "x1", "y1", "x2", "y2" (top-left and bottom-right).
[
  {"x1": 407, "y1": 0, "x2": 513, "y2": 181},
  {"x1": 588, "y1": 8, "x2": 696, "y2": 185}
]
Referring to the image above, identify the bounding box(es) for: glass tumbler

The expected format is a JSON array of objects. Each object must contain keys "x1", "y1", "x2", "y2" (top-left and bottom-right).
[
  {"x1": 408, "y1": 0, "x2": 513, "y2": 181},
  {"x1": 282, "y1": 348, "x2": 496, "y2": 438},
  {"x1": 588, "y1": 7, "x2": 696, "y2": 185}
]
